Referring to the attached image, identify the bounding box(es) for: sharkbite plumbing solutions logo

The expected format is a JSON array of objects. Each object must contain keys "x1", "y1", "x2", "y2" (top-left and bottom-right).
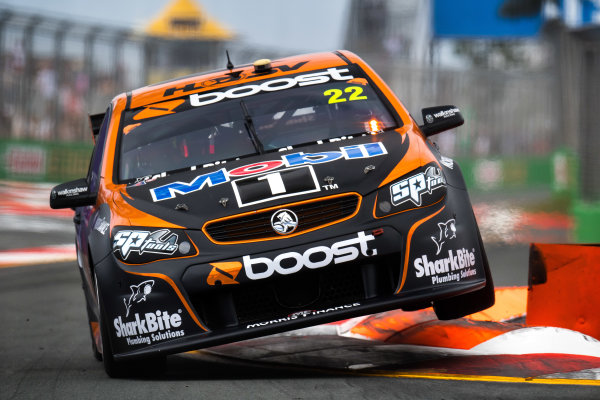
[
  {"x1": 123, "y1": 280, "x2": 154, "y2": 317},
  {"x1": 115, "y1": 279, "x2": 186, "y2": 347},
  {"x1": 113, "y1": 308, "x2": 186, "y2": 347},
  {"x1": 431, "y1": 218, "x2": 456, "y2": 255}
]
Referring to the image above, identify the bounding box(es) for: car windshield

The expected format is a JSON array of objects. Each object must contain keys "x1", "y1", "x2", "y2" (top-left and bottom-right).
[{"x1": 118, "y1": 64, "x2": 400, "y2": 182}]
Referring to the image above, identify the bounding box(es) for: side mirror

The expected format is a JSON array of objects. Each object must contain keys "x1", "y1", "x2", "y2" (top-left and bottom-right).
[
  {"x1": 49, "y1": 178, "x2": 97, "y2": 209},
  {"x1": 419, "y1": 105, "x2": 464, "y2": 137}
]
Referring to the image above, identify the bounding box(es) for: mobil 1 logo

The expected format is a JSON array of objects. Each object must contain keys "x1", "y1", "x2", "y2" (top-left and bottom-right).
[{"x1": 232, "y1": 165, "x2": 320, "y2": 207}]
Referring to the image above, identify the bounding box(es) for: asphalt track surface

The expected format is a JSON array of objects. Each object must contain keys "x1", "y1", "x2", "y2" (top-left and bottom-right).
[
  {"x1": 3, "y1": 245, "x2": 599, "y2": 398},
  {"x1": 2, "y1": 262, "x2": 599, "y2": 400},
  {"x1": 1, "y1": 185, "x2": 597, "y2": 399}
]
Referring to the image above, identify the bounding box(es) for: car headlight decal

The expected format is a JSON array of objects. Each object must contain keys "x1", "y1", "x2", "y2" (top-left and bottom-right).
[
  {"x1": 390, "y1": 165, "x2": 444, "y2": 207},
  {"x1": 112, "y1": 227, "x2": 196, "y2": 264},
  {"x1": 375, "y1": 163, "x2": 446, "y2": 218}
]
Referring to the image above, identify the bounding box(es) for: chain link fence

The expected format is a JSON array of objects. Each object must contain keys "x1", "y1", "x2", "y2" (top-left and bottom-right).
[
  {"x1": 0, "y1": 6, "x2": 591, "y2": 197},
  {"x1": 565, "y1": 29, "x2": 600, "y2": 203},
  {"x1": 382, "y1": 62, "x2": 558, "y2": 158},
  {"x1": 0, "y1": 9, "x2": 145, "y2": 142}
]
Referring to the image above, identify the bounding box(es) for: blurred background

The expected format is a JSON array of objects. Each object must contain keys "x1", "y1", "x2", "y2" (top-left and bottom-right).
[{"x1": 0, "y1": 0, "x2": 598, "y2": 247}]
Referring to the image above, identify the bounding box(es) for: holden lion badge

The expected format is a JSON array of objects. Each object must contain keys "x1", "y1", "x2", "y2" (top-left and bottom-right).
[{"x1": 271, "y1": 209, "x2": 299, "y2": 235}]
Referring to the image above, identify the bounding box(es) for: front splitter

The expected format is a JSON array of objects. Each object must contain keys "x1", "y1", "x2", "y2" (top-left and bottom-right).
[{"x1": 195, "y1": 287, "x2": 600, "y2": 386}]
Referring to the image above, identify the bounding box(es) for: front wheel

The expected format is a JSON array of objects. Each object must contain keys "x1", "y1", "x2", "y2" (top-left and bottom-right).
[
  {"x1": 433, "y1": 280, "x2": 495, "y2": 320},
  {"x1": 84, "y1": 299, "x2": 102, "y2": 361},
  {"x1": 433, "y1": 225, "x2": 495, "y2": 320}
]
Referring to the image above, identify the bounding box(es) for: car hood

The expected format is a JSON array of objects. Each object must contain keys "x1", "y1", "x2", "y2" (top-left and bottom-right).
[{"x1": 120, "y1": 130, "x2": 421, "y2": 230}]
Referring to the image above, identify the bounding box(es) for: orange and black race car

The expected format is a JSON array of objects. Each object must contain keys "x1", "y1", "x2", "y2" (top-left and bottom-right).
[{"x1": 50, "y1": 50, "x2": 494, "y2": 377}]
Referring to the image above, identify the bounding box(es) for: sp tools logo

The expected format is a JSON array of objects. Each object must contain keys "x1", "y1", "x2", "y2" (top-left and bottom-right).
[
  {"x1": 243, "y1": 231, "x2": 377, "y2": 280},
  {"x1": 431, "y1": 219, "x2": 456, "y2": 255},
  {"x1": 390, "y1": 166, "x2": 445, "y2": 207},
  {"x1": 271, "y1": 209, "x2": 298, "y2": 235},
  {"x1": 123, "y1": 280, "x2": 154, "y2": 317},
  {"x1": 113, "y1": 229, "x2": 178, "y2": 260}
]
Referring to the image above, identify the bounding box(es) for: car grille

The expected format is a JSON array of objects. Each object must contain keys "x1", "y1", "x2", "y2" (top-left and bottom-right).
[
  {"x1": 233, "y1": 261, "x2": 366, "y2": 325},
  {"x1": 188, "y1": 253, "x2": 400, "y2": 331},
  {"x1": 203, "y1": 193, "x2": 361, "y2": 243}
]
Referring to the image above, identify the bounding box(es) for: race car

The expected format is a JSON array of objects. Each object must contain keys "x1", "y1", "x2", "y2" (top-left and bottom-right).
[{"x1": 50, "y1": 51, "x2": 494, "y2": 377}]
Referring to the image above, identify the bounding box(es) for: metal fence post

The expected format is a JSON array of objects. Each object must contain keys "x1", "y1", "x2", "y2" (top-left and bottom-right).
[
  {"x1": 579, "y1": 38, "x2": 600, "y2": 202},
  {"x1": 83, "y1": 27, "x2": 99, "y2": 113},
  {"x1": 52, "y1": 21, "x2": 71, "y2": 140},
  {"x1": 22, "y1": 15, "x2": 41, "y2": 138},
  {"x1": 0, "y1": 11, "x2": 13, "y2": 110}
]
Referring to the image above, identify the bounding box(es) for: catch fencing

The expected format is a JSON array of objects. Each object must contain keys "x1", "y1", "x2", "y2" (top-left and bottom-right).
[
  {"x1": 0, "y1": 7, "x2": 580, "y2": 193},
  {"x1": 559, "y1": 28, "x2": 600, "y2": 203},
  {"x1": 0, "y1": 8, "x2": 146, "y2": 142},
  {"x1": 374, "y1": 60, "x2": 560, "y2": 159}
]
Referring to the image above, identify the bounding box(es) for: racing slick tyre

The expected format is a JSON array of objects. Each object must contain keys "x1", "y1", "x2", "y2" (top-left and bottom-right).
[
  {"x1": 96, "y1": 276, "x2": 166, "y2": 378},
  {"x1": 432, "y1": 226, "x2": 495, "y2": 320},
  {"x1": 80, "y1": 262, "x2": 102, "y2": 361},
  {"x1": 85, "y1": 299, "x2": 102, "y2": 361},
  {"x1": 432, "y1": 277, "x2": 494, "y2": 320}
]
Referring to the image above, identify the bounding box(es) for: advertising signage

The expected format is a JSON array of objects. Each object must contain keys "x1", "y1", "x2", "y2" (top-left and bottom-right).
[{"x1": 433, "y1": 0, "x2": 543, "y2": 38}]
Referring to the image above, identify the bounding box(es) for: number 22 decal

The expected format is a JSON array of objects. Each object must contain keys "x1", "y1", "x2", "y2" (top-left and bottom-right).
[{"x1": 323, "y1": 86, "x2": 368, "y2": 104}]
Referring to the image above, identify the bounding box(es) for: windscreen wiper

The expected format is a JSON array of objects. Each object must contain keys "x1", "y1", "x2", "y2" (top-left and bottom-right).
[{"x1": 239, "y1": 100, "x2": 264, "y2": 154}]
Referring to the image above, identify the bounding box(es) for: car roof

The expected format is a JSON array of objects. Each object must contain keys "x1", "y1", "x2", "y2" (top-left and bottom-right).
[{"x1": 127, "y1": 51, "x2": 356, "y2": 110}]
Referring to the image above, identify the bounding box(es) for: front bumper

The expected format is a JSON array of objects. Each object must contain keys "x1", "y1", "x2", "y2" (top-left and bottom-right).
[{"x1": 96, "y1": 185, "x2": 488, "y2": 360}]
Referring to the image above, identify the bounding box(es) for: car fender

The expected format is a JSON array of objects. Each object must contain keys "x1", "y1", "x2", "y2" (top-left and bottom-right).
[{"x1": 87, "y1": 204, "x2": 114, "y2": 266}]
